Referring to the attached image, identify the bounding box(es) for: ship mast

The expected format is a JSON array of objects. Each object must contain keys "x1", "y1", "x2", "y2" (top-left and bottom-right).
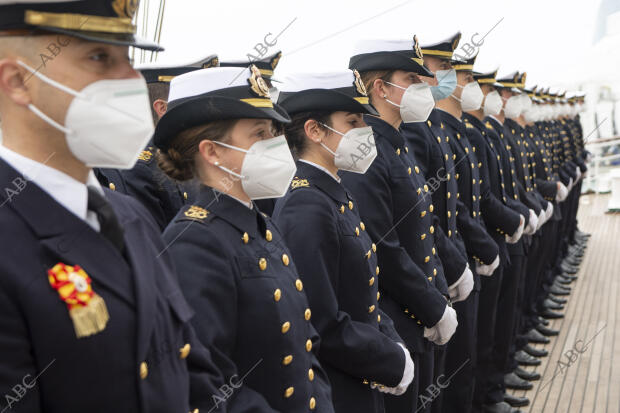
[{"x1": 131, "y1": 0, "x2": 167, "y2": 64}]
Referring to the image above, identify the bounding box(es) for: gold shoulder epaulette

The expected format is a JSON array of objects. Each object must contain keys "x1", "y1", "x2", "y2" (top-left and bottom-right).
[{"x1": 291, "y1": 177, "x2": 310, "y2": 189}]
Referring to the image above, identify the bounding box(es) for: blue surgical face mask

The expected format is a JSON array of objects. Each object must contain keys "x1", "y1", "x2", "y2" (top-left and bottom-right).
[{"x1": 430, "y1": 69, "x2": 457, "y2": 102}]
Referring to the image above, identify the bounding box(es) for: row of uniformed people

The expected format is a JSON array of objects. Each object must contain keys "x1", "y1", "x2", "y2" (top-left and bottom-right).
[
  {"x1": 113, "y1": 30, "x2": 589, "y2": 413},
  {"x1": 0, "y1": 1, "x2": 589, "y2": 412}
]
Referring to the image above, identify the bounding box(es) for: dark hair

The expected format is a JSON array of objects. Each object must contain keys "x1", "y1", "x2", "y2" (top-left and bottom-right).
[
  {"x1": 283, "y1": 111, "x2": 332, "y2": 158},
  {"x1": 359, "y1": 70, "x2": 395, "y2": 105},
  {"x1": 157, "y1": 119, "x2": 238, "y2": 181}
]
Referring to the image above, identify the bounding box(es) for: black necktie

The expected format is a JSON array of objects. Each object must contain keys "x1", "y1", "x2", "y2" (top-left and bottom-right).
[{"x1": 87, "y1": 186, "x2": 125, "y2": 254}]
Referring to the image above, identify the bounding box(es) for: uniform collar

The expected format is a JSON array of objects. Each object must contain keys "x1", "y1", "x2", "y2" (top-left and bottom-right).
[
  {"x1": 462, "y1": 113, "x2": 485, "y2": 131},
  {"x1": 488, "y1": 115, "x2": 503, "y2": 126},
  {"x1": 436, "y1": 108, "x2": 463, "y2": 131},
  {"x1": 299, "y1": 159, "x2": 341, "y2": 183},
  {"x1": 363, "y1": 114, "x2": 405, "y2": 149},
  {"x1": 0, "y1": 145, "x2": 103, "y2": 230},
  {"x1": 295, "y1": 160, "x2": 349, "y2": 204},
  {"x1": 194, "y1": 185, "x2": 262, "y2": 238}
]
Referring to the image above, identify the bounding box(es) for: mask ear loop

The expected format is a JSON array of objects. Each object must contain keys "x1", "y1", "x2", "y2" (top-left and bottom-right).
[
  {"x1": 383, "y1": 82, "x2": 406, "y2": 108},
  {"x1": 212, "y1": 141, "x2": 247, "y2": 179},
  {"x1": 317, "y1": 122, "x2": 341, "y2": 158}
]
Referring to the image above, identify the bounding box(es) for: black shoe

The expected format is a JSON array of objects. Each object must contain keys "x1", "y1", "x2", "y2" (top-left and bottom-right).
[
  {"x1": 544, "y1": 298, "x2": 564, "y2": 310},
  {"x1": 514, "y1": 366, "x2": 541, "y2": 381},
  {"x1": 536, "y1": 325, "x2": 560, "y2": 336},
  {"x1": 516, "y1": 350, "x2": 541, "y2": 366},
  {"x1": 504, "y1": 393, "x2": 530, "y2": 408},
  {"x1": 550, "y1": 285, "x2": 570, "y2": 296},
  {"x1": 483, "y1": 401, "x2": 521, "y2": 412},
  {"x1": 555, "y1": 276, "x2": 573, "y2": 285},
  {"x1": 548, "y1": 294, "x2": 568, "y2": 304},
  {"x1": 526, "y1": 329, "x2": 550, "y2": 344},
  {"x1": 541, "y1": 308, "x2": 564, "y2": 319},
  {"x1": 504, "y1": 372, "x2": 533, "y2": 390},
  {"x1": 523, "y1": 344, "x2": 548, "y2": 357},
  {"x1": 538, "y1": 316, "x2": 550, "y2": 326}
]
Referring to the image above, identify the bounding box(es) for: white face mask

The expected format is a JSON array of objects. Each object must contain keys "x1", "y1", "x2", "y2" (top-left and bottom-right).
[
  {"x1": 18, "y1": 61, "x2": 154, "y2": 169},
  {"x1": 453, "y1": 81, "x2": 484, "y2": 112},
  {"x1": 385, "y1": 81, "x2": 435, "y2": 123},
  {"x1": 503, "y1": 95, "x2": 522, "y2": 119},
  {"x1": 483, "y1": 90, "x2": 503, "y2": 116},
  {"x1": 319, "y1": 124, "x2": 377, "y2": 174},
  {"x1": 519, "y1": 94, "x2": 533, "y2": 112},
  {"x1": 214, "y1": 135, "x2": 296, "y2": 200},
  {"x1": 523, "y1": 108, "x2": 538, "y2": 124}
]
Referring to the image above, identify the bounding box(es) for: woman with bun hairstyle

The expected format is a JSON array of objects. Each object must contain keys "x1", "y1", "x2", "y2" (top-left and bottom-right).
[
  {"x1": 155, "y1": 65, "x2": 335, "y2": 413},
  {"x1": 271, "y1": 70, "x2": 414, "y2": 413}
]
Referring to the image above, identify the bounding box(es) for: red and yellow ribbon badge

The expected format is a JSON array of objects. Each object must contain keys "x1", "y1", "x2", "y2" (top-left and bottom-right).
[{"x1": 48, "y1": 263, "x2": 109, "y2": 338}]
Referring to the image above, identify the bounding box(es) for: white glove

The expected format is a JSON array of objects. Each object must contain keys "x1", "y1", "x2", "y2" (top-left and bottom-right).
[
  {"x1": 476, "y1": 254, "x2": 500, "y2": 276},
  {"x1": 536, "y1": 209, "x2": 546, "y2": 230},
  {"x1": 424, "y1": 305, "x2": 458, "y2": 345},
  {"x1": 545, "y1": 202, "x2": 554, "y2": 221},
  {"x1": 506, "y1": 214, "x2": 525, "y2": 244},
  {"x1": 567, "y1": 177, "x2": 574, "y2": 191},
  {"x1": 377, "y1": 343, "x2": 414, "y2": 395},
  {"x1": 448, "y1": 264, "x2": 474, "y2": 303},
  {"x1": 523, "y1": 209, "x2": 538, "y2": 235},
  {"x1": 556, "y1": 182, "x2": 568, "y2": 202}
]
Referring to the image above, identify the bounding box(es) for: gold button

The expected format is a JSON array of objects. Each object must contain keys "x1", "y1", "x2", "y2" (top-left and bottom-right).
[
  {"x1": 447, "y1": 192, "x2": 451, "y2": 199},
  {"x1": 308, "y1": 369, "x2": 315, "y2": 381},
  {"x1": 420, "y1": 211, "x2": 426, "y2": 217},
  {"x1": 405, "y1": 146, "x2": 409, "y2": 153},
  {"x1": 305, "y1": 308, "x2": 312, "y2": 320},
  {"x1": 424, "y1": 184, "x2": 429, "y2": 192},
  {"x1": 377, "y1": 292, "x2": 380, "y2": 300},
  {"x1": 340, "y1": 205, "x2": 345, "y2": 213},
  {"x1": 437, "y1": 136, "x2": 441, "y2": 143},
  {"x1": 282, "y1": 254, "x2": 289, "y2": 266},
  {"x1": 242, "y1": 232, "x2": 249, "y2": 244},
  {"x1": 179, "y1": 343, "x2": 191, "y2": 359},
  {"x1": 396, "y1": 148, "x2": 401, "y2": 155},
  {"x1": 355, "y1": 227, "x2": 360, "y2": 236},
  {"x1": 432, "y1": 247, "x2": 436, "y2": 255},
  {"x1": 457, "y1": 133, "x2": 461, "y2": 138},
  {"x1": 421, "y1": 233, "x2": 426, "y2": 240},
  {"x1": 430, "y1": 226, "x2": 435, "y2": 234},
  {"x1": 473, "y1": 195, "x2": 477, "y2": 201},
  {"x1": 306, "y1": 339, "x2": 312, "y2": 352},
  {"x1": 408, "y1": 167, "x2": 412, "y2": 175},
  {"x1": 310, "y1": 397, "x2": 316, "y2": 410},
  {"x1": 417, "y1": 188, "x2": 422, "y2": 195},
  {"x1": 183, "y1": 192, "x2": 188, "y2": 200},
  {"x1": 366, "y1": 250, "x2": 372, "y2": 259},
  {"x1": 368, "y1": 305, "x2": 376, "y2": 313},
  {"x1": 360, "y1": 222, "x2": 366, "y2": 231},
  {"x1": 447, "y1": 211, "x2": 451, "y2": 218},
  {"x1": 465, "y1": 147, "x2": 469, "y2": 153},
  {"x1": 140, "y1": 362, "x2": 148, "y2": 379},
  {"x1": 429, "y1": 204, "x2": 434, "y2": 212},
  {"x1": 259, "y1": 258, "x2": 267, "y2": 271},
  {"x1": 473, "y1": 211, "x2": 477, "y2": 217},
  {"x1": 424, "y1": 256, "x2": 430, "y2": 263},
  {"x1": 369, "y1": 276, "x2": 375, "y2": 286},
  {"x1": 428, "y1": 277, "x2": 433, "y2": 281},
  {"x1": 377, "y1": 314, "x2": 381, "y2": 322},
  {"x1": 372, "y1": 243, "x2": 377, "y2": 252},
  {"x1": 283, "y1": 355, "x2": 293, "y2": 365},
  {"x1": 376, "y1": 266, "x2": 380, "y2": 275},
  {"x1": 284, "y1": 387, "x2": 294, "y2": 398},
  {"x1": 415, "y1": 166, "x2": 420, "y2": 174},
  {"x1": 109, "y1": 183, "x2": 116, "y2": 191},
  {"x1": 348, "y1": 201, "x2": 354, "y2": 210},
  {"x1": 448, "y1": 230, "x2": 452, "y2": 237},
  {"x1": 434, "y1": 268, "x2": 437, "y2": 275},
  {"x1": 445, "y1": 154, "x2": 449, "y2": 161},
  {"x1": 428, "y1": 120, "x2": 432, "y2": 127},
  {"x1": 265, "y1": 230, "x2": 273, "y2": 241},
  {"x1": 281, "y1": 322, "x2": 291, "y2": 334},
  {"x1": 295, "y1": 279, "x2": 303, "y2": 291},
  {"x1": 274, "y1": 289, "x2": 281, "y2": 302},
  {"x1": 453, "y1": 154, "x2": 456, "y2": 160}
]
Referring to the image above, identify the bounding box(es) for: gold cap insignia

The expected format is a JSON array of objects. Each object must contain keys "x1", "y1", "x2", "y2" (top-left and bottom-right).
[
  {"x1": 413, "y1": 35, "x2": 423, "y2": 59},
  {"x1": 452, "y1": 33, "x2": 462, "y2": 51},
  {"x1": 112, "y1": 0, "x2": 139, "y2": 19},
  {"x1": 353, "y1": 70, "x2": 367, "y2": 96},
  {"x1": 184, "y1": 205, "x2": 209, "y2": 220},
  {"x1": 270, "y1": 52, "x2": 282, "y2": 70},
  {"x1": 248, "y1": 65, "x2": 271, "y2": 98},
  {"x1": 203, "y1": 57, "x2": 219, "y2": 69}
]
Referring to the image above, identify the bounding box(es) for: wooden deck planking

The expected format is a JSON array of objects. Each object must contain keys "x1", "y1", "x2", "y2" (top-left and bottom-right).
[{"x1": 509, "y1": 193, "x2": 620, "y2": 413}]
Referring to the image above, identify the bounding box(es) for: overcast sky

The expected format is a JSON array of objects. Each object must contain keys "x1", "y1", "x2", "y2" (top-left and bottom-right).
[{"x1": 135, "y1": 0, "x2": 606, "y2": 90}]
